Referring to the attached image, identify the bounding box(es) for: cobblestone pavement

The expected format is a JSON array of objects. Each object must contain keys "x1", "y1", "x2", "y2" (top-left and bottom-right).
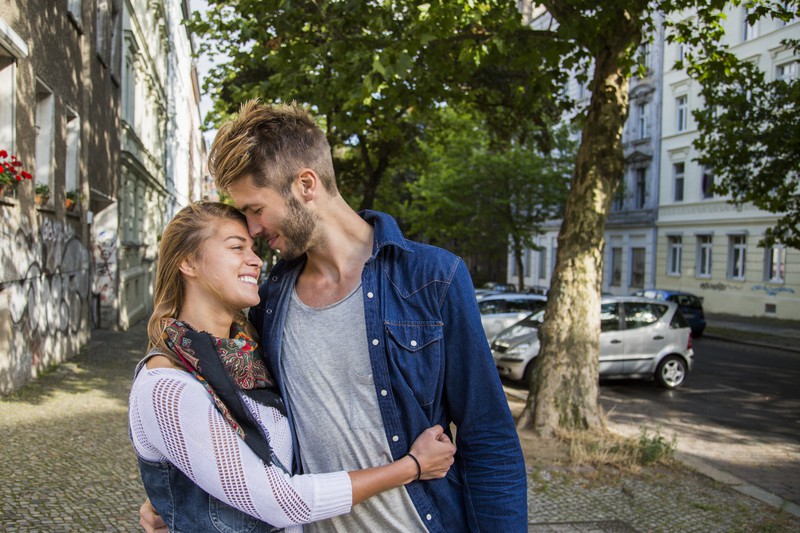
[
  {"x1": 2, "y1": 319, "x2": 800, "y2": 532},
  {"x1": 0, "y1": 323, "x2": 148, "y2": 532}
]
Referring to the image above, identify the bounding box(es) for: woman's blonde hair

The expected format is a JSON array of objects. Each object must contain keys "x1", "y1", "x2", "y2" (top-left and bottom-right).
[{"x1": 147, "y1": 201, "x2": 256, "y2": 363}]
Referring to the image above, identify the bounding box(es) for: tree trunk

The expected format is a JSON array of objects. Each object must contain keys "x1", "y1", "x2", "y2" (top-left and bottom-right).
[
  {"x1": 514, "y1": 242, "x2": 525, "y2": 292},
  {"x1": 517, "y1": 22, "x2": 640, "y2": 437}
]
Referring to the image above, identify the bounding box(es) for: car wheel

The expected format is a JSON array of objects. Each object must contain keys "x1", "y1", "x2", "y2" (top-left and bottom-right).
[{"x1": 655, "y1": 355, "x2": 687, "y2": 389}]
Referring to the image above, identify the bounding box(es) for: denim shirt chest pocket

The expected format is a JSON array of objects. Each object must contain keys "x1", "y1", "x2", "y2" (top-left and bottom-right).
[{"x1": 385, "y1": 322, "x2": 443, "y2": 408}]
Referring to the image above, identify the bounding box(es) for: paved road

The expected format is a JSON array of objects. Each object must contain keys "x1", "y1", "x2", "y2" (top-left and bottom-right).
[{"x1": 600, "y1": 337, "x2": 800, "y2": 505}]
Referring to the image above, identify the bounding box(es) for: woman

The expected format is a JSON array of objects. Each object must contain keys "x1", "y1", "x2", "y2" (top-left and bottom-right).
[{"x1": 128, "y1": 201, "x2": 455, "y2": 532}]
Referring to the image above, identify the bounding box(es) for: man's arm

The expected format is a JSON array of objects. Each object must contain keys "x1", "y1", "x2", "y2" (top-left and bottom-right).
[
  {"x1": 139, "y1": 499, "x2": 167, "y2": 533},
  {"x1": 441, "y1": 260, "x2": 528, "y2": 531}
]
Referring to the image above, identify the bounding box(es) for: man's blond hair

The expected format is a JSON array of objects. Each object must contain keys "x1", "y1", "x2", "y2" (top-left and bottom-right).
[{"x1": 209, "y1": 100, "x2": 337, "y2": 196}]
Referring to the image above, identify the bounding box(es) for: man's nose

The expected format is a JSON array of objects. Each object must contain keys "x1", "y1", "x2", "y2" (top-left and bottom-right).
[{"x1": 248, "y1": 220, "x2": 262, "y2": 238}]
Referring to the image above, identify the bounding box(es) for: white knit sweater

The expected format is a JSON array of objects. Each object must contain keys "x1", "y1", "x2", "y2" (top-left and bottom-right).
[{"x1": 128, "y1": 367, "x2": 353, "y2": 530}]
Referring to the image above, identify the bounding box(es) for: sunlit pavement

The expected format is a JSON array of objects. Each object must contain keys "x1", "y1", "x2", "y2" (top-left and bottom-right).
[{"x1": 2, "y1": 318, "x2": 799, "y2": 532}]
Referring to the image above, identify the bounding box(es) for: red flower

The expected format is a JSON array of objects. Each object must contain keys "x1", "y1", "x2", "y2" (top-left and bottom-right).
[{"x1": 0, "y1": 149, "x2": 33, "y2": 185}]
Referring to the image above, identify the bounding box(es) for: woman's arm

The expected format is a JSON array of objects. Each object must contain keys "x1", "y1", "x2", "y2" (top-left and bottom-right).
[
  {"x1": 131, "y1": 368, "x2": 454, "y2": 529},
  {"x1": 349, "y1": 425, "x2": 454, "y2": 505}
]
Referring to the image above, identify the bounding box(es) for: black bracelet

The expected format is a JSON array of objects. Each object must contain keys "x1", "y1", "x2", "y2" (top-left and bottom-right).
[{"x1": 405, "y1": 452, "x2": 422, "y2": 482}]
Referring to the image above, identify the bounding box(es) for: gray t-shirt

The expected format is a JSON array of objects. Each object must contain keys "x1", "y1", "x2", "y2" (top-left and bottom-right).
[{"x1": 282, "y1": 284, "x2": 426, "y2": 532}]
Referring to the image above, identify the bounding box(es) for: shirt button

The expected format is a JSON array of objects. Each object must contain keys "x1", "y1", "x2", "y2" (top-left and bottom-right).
[
  {"x1": 380, "y1": 389, "x2": 387, "y2": 397},
  {"x1": 372, "y1": 339, "x2": 379, "y2": 346},
  {"x1": 266, "y1": 309, "x2": 272, "y2": 314},
  {"x1": 426, "y1": 514, "x2": 432, "y2": 521},
  {"x1": 392, "y1": 435, "x2": 399, "y2": 442},
  {"x1": 367, "y1": 291, "x2": 374, "y2": 298},
  {"x1": 271, "y1": 276, "x2": 278, "y2": 281},
  {"x1": 410, "y1": 340, "x2": 418, "y2": 347}
]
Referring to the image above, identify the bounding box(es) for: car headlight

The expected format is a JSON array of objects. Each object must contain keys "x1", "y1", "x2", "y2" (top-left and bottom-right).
[{"x1": 501, "y1": 343, "x2": 530, "y2": 361}]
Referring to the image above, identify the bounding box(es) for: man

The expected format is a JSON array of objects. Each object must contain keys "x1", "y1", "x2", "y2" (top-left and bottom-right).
[{"x1": 141, "y1": 100, "x2": 527, "y2": 532}]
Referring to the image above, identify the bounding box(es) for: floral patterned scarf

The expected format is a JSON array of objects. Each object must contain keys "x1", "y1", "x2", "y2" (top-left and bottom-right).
[{"x1": 162, "y1": 318, "x2": 286, "y2": 466}]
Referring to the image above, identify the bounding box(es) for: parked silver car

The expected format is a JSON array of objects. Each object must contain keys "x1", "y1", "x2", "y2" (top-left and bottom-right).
[
  {"x1": 478, "y1": 293, "x2": 547, "y2": 343},
  {"x1": 491, "y1": 296, "x2": 694, "y2": 388}
]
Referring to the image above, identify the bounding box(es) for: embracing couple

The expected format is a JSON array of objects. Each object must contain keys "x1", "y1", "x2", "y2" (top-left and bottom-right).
[{"x1": 128, "y1": 101, "x2": 527, "y2": 532}]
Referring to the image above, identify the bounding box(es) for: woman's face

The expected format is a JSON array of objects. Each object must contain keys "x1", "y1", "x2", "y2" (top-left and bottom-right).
[{"x1": 192, "y1": 218, "x2": 263, "y2": 310}]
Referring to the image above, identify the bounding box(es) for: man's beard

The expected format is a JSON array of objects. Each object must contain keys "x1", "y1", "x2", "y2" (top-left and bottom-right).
[{"x1": 276, "y1": 195, "x2": 317, "y2": 260}]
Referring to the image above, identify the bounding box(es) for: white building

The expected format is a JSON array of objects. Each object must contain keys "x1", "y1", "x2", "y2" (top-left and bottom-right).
[
  {"x1": 510, "y1": 5, "x2": 798, "y2": 319},
  {"x1": 655, "y1": 6, "x2": 799, "y2": 319},
  {"x1": 93, "y1": 0, "x2": 205, "y2": 329},
  {"x1": 511, "y1": 10, "x2": 667, "y2": 298}
]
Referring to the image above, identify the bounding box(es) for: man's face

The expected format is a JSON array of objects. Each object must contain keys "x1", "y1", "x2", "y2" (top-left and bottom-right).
[{"x1": 227, "y1": 175, "x2": 317, "y2": 260}]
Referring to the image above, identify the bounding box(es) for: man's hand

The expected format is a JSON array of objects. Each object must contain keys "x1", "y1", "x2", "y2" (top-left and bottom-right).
[{"x1": 139, "y1": 499, "x2": 167, "y2": 533}]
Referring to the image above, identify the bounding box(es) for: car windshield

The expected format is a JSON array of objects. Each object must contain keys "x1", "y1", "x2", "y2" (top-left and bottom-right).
[
  {"x1": 624, "y1": 302, "x2": 668, "y2": 329},
  {"x1": 668, "y1": 294, "x2": 703, "y2": 307},
  {"x1": 519, "y1": 310, "x2": 545, "y2": 327}
]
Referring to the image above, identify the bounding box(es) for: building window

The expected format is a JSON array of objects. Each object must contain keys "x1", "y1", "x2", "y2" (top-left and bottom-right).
[
  {"x1": 611, "y1": 247, "x2": 622, "y2": 286},
  {"x1": 524, "y1": 248, "x2": 531, "y2": 277},
  {"x1": 668, "y1": 236, "x2": 682, "y2": 276},
  {"x1": 701, "y1": 166, "x2": 714, "y2": 199},
  {"x1": 673, "y1": 162, "x2": 685, "y2": 202},
  {"x1": 612, "y1": 184, "x2": 624, "y2": 211},
  {"x1": 696, "y1": 235, "x2": 713, "y2": 278},
  {"x1": 776, "y1": 61, "x2": 798, "y2": 82},
  {"x1": 742, "y1": 7, "x2": 759, "y2": 41},
  {"x1": 538, "y1": 248, "x2": 547, "y2": 280},
  {"x1": 676, "y1": 43, "x2": 686, "y2": 64},
  {"x1": 0, "y1": 53, "x2": 15, "y2": 151},
  {"x1": 764, "y1": 245, "x2": 786, "y2": 283},
  {"x1": 630, "y1": 247, "x2": 646, "y2": 288},
  {"x1": 65, "y1": 109, "x2": 80, "y2": 193},
  {"x1": 635, "y1": 168, "x2": 646, "y2": 209},
  {"x1": 67, "y1": 0, "x2": 83, "y2": 29},
  {"x1": 728, "y1": 235, "x2": 747, "y2": 280},
  {"x1": 639, "y1": 42, "x2": 651, "y2": 72},
  {"x1": 676, "y1": 95, "x2": 688, "y2": 132},
  {"x1": 637, "y1": 103, "x2": 648, "y2": 140},
  {"x1": 0, "y1": 21, "x2": 29, "y2": 154},
  {"x1": 35, "y1": 82, "x2": 55, "y2": 196},
  {"x1": 122, "y1": 32, "x2": 137, "y2": 125}
]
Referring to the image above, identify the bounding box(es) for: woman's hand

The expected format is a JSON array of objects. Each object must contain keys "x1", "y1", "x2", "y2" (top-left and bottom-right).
[{"x1": 408, "y1": 425, "x2": 455, "y2": 480}]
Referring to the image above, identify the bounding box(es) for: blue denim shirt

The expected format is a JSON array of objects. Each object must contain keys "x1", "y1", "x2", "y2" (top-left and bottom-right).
[{"x1": 250, "y1": 210, "x2": 527, "y2": 532}]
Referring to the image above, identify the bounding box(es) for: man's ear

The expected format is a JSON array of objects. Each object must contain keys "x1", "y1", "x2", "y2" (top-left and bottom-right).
[
  {"x1": 179, "y1": 258, "x2": 198, "y2": 278},
  {"x1": 296, "y1": 169, "x2": 318, "y2": 199}
]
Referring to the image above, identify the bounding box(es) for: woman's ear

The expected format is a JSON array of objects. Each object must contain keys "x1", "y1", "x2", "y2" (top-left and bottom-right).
[{"x1": 179, "y1": 258, "x2": 198, "y2": 278}]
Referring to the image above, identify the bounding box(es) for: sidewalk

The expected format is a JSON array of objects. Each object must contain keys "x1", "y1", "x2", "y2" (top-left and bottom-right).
[
  {"x1": 1, "y1": 315, "x2": 798, "y2": 532},
  {"x1": 703, "y1": 311, "x2": 800, "y2": 353}
]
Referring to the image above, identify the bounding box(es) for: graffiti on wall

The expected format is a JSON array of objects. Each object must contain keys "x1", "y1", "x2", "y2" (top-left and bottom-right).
[
  {"x1": 699, "y1": 282, "x2": 743, "y2": 292},
  {"x1": 0, "y1": 209, "x2": 90, "y2": 394},
  {"x1": 751, "y1": 285, "x2": 796, "y2": 297},
  {"x1": 94, "y1": 230, "x2": 117, "y2": 305}
]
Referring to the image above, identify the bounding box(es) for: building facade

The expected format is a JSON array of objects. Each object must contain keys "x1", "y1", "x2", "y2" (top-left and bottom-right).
[
  {"x1": 93, "y1": 0, "x2": 204, "y2": 330},
  {"x1": 0, "y1": 0, "x2": 116, "y2": 394},
  {"x1": 655, "y1": 7, "x2": 799, "y2": 319},
  {"x1": 511, "y1": 11, "x2": 666, "y2": 298},
  {"x1": 510, "y1": 5, "x2": 797, "y2": 320},
  {"x1": 1, "y1": 0, "x2": 204, "y2": 394}
]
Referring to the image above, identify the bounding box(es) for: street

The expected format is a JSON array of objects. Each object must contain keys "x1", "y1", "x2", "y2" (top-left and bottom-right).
[{"x1": 600, "y1": 337, "x2": 800, "y2": 505}]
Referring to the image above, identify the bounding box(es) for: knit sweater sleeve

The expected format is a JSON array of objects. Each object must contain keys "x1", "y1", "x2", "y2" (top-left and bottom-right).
[{"x1": 128, "y1": 367, "x2": 352, "y2": 527}]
